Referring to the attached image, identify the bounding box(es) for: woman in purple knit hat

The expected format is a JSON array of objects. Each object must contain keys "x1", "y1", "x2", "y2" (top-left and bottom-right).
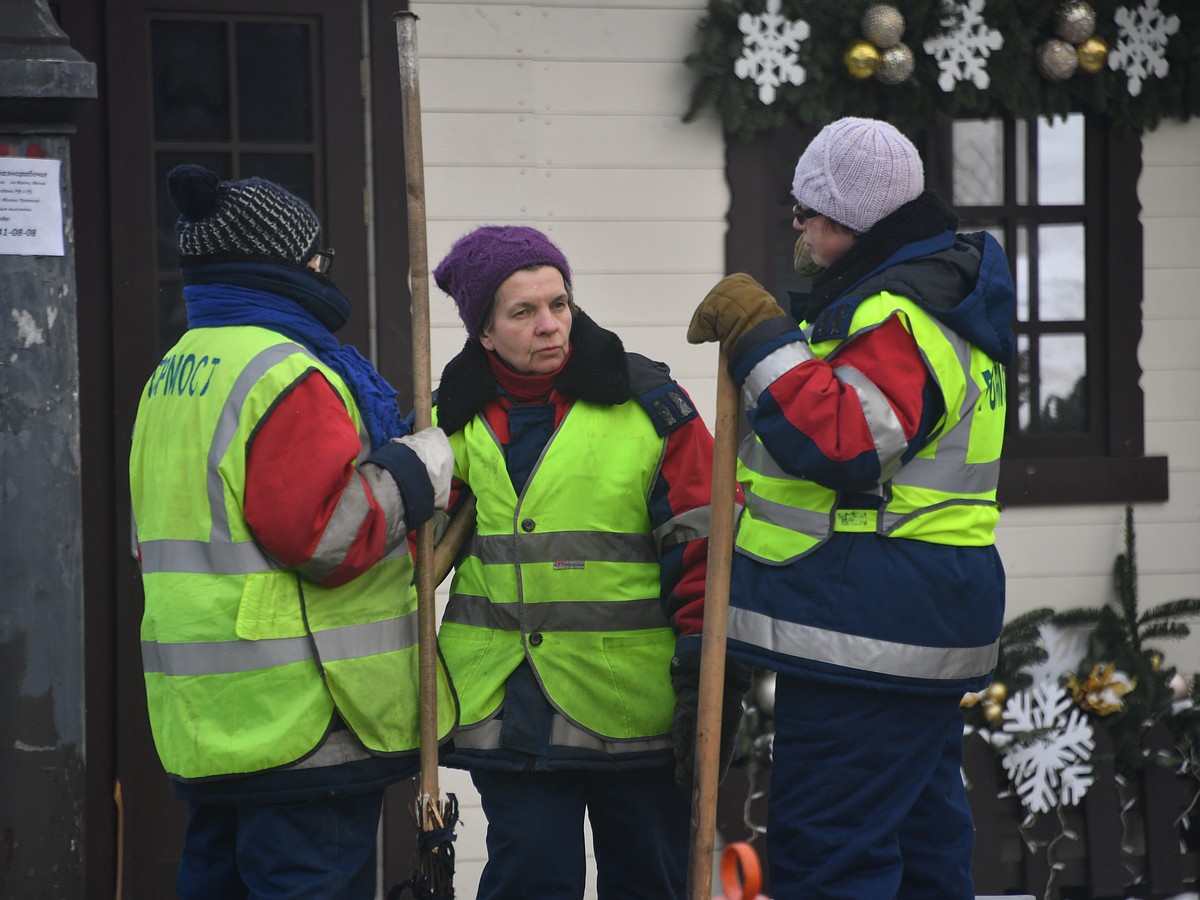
[{"x1": 430, "y1": 225, "x2": 750, "y2": 899}]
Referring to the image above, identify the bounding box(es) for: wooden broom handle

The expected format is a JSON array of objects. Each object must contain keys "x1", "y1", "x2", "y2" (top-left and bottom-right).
[
  {"x1": 687, "y1": 358, "x2": 740, "y2": 899},
  {"x1": 394, "y1": 10, "x2": 440, "y2": 805}
]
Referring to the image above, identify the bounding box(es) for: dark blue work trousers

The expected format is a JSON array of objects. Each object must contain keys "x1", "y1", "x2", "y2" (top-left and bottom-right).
[
  {"x1": 767, "y1": 676, "x2": 975, "y2": 899},
  {"x1": 471, "y1": 767, "x2": 690, "y2": 900},
  {"x1": 176, "y1": 792, "x2": 383, "y2": 899}
]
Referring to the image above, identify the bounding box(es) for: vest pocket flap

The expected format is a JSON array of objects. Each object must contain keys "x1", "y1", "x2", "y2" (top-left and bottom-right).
[{"x1": 236, "y1": 570, "x2": 305, "y2": 641}]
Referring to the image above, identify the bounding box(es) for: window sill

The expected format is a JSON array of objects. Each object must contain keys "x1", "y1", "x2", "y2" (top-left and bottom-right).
[{"x1": 999, "y1": 456, "x2": 1169, "y2": 507}]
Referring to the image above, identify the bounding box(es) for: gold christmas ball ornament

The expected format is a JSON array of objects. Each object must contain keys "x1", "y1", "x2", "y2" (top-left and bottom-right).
[
  {"x1": 1054, "y1": 1, "x2": 1097, "y2": 45},
  {"x1": 861, "y1": 4, "x2": 906, "y2": 49},
  {"x1": 960, "y1": 691, "x2": 982, "y2": 708},
  {"x1": 1076, "y1": 35, "x2": 1108, "y2": 73},
  {"x1": 1037, "y1": 39, "x2": 1079, "y2": 81},
  {"x1": 875, "y1": 43, "x2": 915, "y2": 85},
  {"x1": 844, "y1": 40, "x2": 881, "y2": 80},
  {"x1": 1150, "y1": 651, "x2": 1163, "y2": 672},
  {"x1": 984, "y1": 701, "x2": 1004, "y2": 724},
  {"x1": 986, "y1": 681, "x2": 1007, "y2": 705}
]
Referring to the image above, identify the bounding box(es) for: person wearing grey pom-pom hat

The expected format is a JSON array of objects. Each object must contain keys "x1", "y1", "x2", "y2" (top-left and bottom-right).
[
  {"x1": 688, "y1": 117, "x2": 1016, "y2": 897},
  {"x1": 430, "y1": 224, "x2": 751, "y2": 899},
  {"x1": 128, "y1": 164, "x2": 458, "y2": 899}
]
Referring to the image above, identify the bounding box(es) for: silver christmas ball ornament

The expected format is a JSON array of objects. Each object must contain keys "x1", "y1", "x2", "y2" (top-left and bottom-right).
[
  {"x1": 861, "y1": 4, "x2": 906, "y2": 49},
  {"x1": 1037, "y1": 38, "x2": 1079, "y2": 81},
  {"x1": 1054, "y1": 1, "x2": 1097, "y2": 45},
  {"x1": 875, "y1": 43, "x2": 915, "y2": 85},
  {"x1": 754, "y1": 671, "x2": 776, "y2": 715}
]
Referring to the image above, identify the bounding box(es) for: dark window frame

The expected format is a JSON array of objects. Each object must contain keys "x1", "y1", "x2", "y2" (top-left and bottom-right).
[{"x1": 725, "y1": 116, "x2": 1167, "y2": 507}]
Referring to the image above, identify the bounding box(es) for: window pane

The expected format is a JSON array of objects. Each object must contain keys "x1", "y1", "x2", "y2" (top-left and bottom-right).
[
  {"x1": 240, "y1": 154, "x2": 316, "y2": 209},
  {"x1": 1037, "y1": 114, "x2": 1084, "y2": 206},
  {"x1": 152, "y1": 21, "x2": 230, "y2": 142},
  {"x1": 1015, "y1": 226, "x2": 1030, "y2": 322},
  {"x1": 237, "y1": 23, "x2": 314, "y2": 143},
  {"x1": 1014, "y1": 119, "x2": 1029, "y2": 206},
  {"x1": 952, "y1": 119, "x2": 1003, "y2": 206},
  {"x1": 1038, "y1": 334, "x2": 1087, "y2": 432},
  {"x1": 1037, "y1": 224, "x2": 1085, "y2": 321},
  {"x1": 155, "y1": 152, "x2": 231, "y2": 269},
  {"x1": 1016, "y1": 333, "x2": 1032, "y2": 432}
]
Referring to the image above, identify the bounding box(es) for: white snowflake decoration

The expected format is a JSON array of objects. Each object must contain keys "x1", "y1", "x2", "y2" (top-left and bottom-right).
[
  {"x1": 1025, "y1": 623, "x2": 1090, "y2": 687},
  {"x1": 1000, "y1": 680, "x2": 1095, "y2": 814},
  {"x1": 923, "y1": 0, "x2": 1005, "y2": 93},
  {"x1": 1108, "y1": 0, "x2": 1180, "y2": 97},
  {"x1": 734, "y1": 0, "x2": 810, "y2": 105}
]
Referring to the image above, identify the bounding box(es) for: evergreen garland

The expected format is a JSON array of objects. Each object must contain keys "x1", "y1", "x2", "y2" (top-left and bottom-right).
[
  {"x1": 1053, "y1": 506, "x2": 1200, "y2": 776},
  {"x1": 684, "y1": 0, "x2": 1200, "y2": 139}
]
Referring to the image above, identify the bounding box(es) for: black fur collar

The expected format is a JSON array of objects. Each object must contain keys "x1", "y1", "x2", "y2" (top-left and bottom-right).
[
  {"x1": 435, "y1": 309, "x2": 630, "y2": 435},
  {"x1": 804, "y1": 191, "x2": 959, "y2": 324}
]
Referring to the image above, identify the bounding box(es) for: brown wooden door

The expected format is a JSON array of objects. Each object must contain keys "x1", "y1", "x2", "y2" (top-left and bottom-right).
[{"x1": 61, "y1": 1, "x2": 417, "y2": 894}]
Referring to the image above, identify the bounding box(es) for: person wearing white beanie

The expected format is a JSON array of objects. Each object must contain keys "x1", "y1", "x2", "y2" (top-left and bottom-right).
[
  {"x1": 688, "y1": 118, "x2": 1016, "y2": 897},
  {"x1": 792, "y1": 115, "x2": 926, "y2": 234}
]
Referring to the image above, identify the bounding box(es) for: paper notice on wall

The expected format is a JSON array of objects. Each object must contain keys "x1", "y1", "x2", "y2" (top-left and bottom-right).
[{"x1": 0, "y1": 159, "x2": 64, "y2": 257}]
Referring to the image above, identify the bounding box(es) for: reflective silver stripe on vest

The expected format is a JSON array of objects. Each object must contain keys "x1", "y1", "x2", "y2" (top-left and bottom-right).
[
  {"x1": 449, "y1": 716, "x2": 503, "y2": 750},
  {"x1": 449, "y1": 708, "x2": 671, "y2": 754},
  {"x1": 290, "y1": 727, "x2": 373, "y2": 769},
  {"x1": 142, "y1": 613, "x2": 418, "y2": 676},
  {"x1": 728, "y1": 606, "x2": 998, "y2": 680},
  {"x1": 738, "y1": 439, "x2": 831, "y2": 536},
  {"x1": 301, "y1": 473, "x2": 375, "y2": 582},
  {"x1": 890, "y1": 456, "x2": 1001, "y2": 495},
  {"x1": 309, "y1": 613, "x2": 419, "y2": 661},
  {"x1": 137, "y1": 538, "x2": 280, "y2": 575},
  {"x1": 879, "y1": 497, "x2": 1000, "y2": 533},
  {"x1": 208, "y1": 342, "x2": 319, "y2": 542},
  {"x1": 443, "y1": 594, "x2": 669, "y2": 632},
  {"x1": 741, "y1": 490, "x2": 831, "y2": 537},
  {"x1": 834, "y1": 364, "x2": 908, "y2": 481},
  {"x1": 653, "y1": 504, "x2": 715, "y2": 551},
  {"x1": 743, "y1": 342, "x2": 815, "y2": 412},
  {"x1": 143, "y1": 634, "x2": 313, "y2": 676},
  {"x1": 472, "y1": 531, "x2": 657, "y2": 565},
  {"x1": 136, "y1": 530, "x2": 413, "y2": 578},
  {"x1": 739, "y1": 435, "x2": 795, "y2": 480},
  {"x1": 549, "y1": 715, "x2": 672, "y2": 753}
]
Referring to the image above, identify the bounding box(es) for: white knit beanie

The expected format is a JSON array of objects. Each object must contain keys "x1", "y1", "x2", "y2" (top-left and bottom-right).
[{"x1": 792, "y1": 117, "x2": 924, "y2": 234}]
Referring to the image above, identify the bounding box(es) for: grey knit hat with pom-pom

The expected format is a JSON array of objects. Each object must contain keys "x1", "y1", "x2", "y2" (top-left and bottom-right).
[
  {"x1": 166, "y1": 164, "x2": 322, "y2": 266},
  {"x1": 792, "y1": 117, "x2": 924, "y2": 234}
]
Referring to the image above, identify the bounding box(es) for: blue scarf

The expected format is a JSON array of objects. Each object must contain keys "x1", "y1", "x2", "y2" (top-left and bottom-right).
[{"x1": 183, "y1": 262, "x2": 408, "y2": 450}]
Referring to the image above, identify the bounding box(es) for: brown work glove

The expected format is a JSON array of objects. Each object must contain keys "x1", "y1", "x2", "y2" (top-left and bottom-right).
[{"x1": 687, "y1": 273, "x2": 788, "y2": 356}]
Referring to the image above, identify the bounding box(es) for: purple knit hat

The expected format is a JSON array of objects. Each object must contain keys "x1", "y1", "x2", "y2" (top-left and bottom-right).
[{"x1": 433, "y1": 225, "x2": 572, "y2": 341}]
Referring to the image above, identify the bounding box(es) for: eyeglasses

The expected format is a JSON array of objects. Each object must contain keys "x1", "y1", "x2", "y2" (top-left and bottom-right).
[
  {"x1": 310, "y1": 248, "x2": 335, "y2": 275},
  {"x1": 792, "y1": 204, "x2": 824, "y2": 225}
]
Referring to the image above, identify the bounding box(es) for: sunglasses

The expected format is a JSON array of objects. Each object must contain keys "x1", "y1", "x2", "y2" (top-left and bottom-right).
[
  {"x1": 791, "y1": 204, "x2": 824, "y2": 225},
  {"x1": 310, "y1": 248, "x2": 335, "y2": 275}
]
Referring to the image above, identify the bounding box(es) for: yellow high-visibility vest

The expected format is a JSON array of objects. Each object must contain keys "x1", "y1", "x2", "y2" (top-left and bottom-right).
[
  {"x1": 131, "y1": 325, "x2": 454, "y2": 779},
  {"x1": 736, "y1": 291, "x2": 1005, "y2": 566},
  {"x1": 438, "y1": 399, "x2": 678, "y2": 741}
]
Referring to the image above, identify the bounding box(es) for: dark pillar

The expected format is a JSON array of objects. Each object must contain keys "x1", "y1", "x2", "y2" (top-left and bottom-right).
[{"x1": 0, "y1": 1, "x2": 96, "y2": 896}]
